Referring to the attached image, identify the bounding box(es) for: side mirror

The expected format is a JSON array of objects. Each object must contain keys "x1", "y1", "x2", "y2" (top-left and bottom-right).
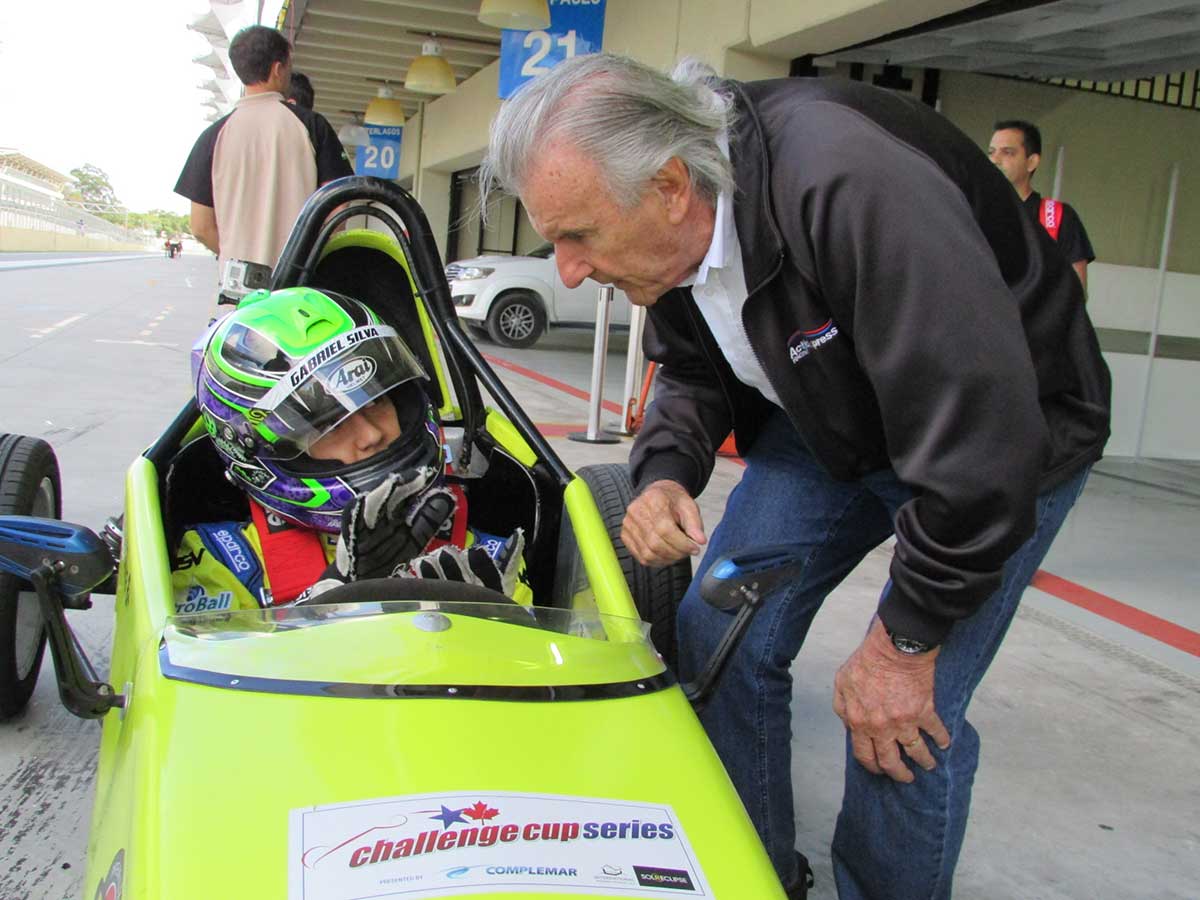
[
  {"x1": 0, "y1": 516, "x2": 122, "y2": 718},
  {"x1": 684, "y1": 544, "x2": 805, "y2": 709},
  {"x1": 0, "y1": 516, "x2": 114, "y2": 596},
  {"x1": 699, "y1": 545, "x2": 806, "y2": 610}
]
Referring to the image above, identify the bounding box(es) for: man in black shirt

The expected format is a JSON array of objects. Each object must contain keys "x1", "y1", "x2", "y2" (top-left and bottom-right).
[{"x1": 989, "y1": 119, "x2": 1095, "y2": 293}]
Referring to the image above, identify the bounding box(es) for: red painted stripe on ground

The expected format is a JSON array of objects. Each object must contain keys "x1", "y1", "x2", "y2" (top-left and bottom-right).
[
  {"x1": 483, "y1": 353, "x2": 624, "y2": 415},
  {"x1": 535, "y1": 423, "x2": 587, "y2": 436},
  {"x1": 1030, "y1": 571, "x2": 1200, "y2": 657},
  {"x1": 491, "y1": 350, "x2": 1197, "y2": 657}
]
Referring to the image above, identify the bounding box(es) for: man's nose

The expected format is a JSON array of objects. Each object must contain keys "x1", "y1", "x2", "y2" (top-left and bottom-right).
[{"x1": 555, "y1": 243, "x2": 592, "y2": 289}]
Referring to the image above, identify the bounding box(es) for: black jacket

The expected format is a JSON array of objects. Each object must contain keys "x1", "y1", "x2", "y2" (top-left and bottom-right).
[{"x1": 631, "y1": 77, "x2": 1111, "y2": 644}]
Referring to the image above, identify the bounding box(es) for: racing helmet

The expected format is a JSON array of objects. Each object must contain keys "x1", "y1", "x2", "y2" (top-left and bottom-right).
[{"x1": 193, "y1": 287, "x2": 442, "y2": 532}]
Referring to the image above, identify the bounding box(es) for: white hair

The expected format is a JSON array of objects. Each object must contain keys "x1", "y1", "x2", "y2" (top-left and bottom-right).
[{"x1": 478, "y1": 53, "x2": 735, "y2": 215}]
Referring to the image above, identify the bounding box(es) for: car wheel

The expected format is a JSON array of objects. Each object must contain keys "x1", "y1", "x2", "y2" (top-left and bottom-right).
[
  {"x1": 574, "y1": 463, "x2": 690, "y2": 670},
  {"x1": 0, "y1": 434, "x2": 61, "y2": 719},
  {"x1": 486, "y1": 292, "x2": 546, "y2": 348}
]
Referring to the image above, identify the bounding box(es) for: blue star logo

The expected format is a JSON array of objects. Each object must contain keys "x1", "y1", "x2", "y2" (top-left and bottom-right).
[{"x1": 430, "y1": 805, "x2": 468, "y2": 829}]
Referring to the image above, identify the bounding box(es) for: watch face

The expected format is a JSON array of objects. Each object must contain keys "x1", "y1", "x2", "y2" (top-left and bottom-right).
[{"x1": 889, "y1": 631, "x2": 935, "y2": 654}]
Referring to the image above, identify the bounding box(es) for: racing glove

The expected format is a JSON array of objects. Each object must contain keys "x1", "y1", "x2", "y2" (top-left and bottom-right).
[
  {"x1": 395, "y1": 528, "x2": 525, "y2": 598},
  {"x1": 300, "y1": 467, "x2": 455, "y2": 602}
]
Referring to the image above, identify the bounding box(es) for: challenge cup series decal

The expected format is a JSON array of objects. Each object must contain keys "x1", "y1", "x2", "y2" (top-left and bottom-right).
[
  {"x1": 788, "y1": 318, "x2": 840, "y2": 364},
  {"x1": 290, "y1": 791, "x2": 710, "y2": 898}
]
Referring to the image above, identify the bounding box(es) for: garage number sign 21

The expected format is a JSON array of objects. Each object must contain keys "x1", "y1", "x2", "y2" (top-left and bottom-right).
[{"x1": 498, "y1": 0, "x2": 607, "y2": 100}]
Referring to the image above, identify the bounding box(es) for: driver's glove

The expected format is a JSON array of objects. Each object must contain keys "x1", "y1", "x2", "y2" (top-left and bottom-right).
[
  {"x1": 300, "y1": 468, "x2": 455, "y2": 602},
  {"x1": 395, "y1": 528, "x2": 524, "y2": 597}
]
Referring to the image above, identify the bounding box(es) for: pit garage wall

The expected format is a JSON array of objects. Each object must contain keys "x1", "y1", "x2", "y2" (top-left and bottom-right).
[
  {"x1": 939, "y1": 72, "x2": 1200, "y2": 459},
  {"x1": 401, "y1": 0, "x2": 980, "y2": 255},
  {"x1": 402, "y1": 0, "x2": 1199, "y2": 461}
]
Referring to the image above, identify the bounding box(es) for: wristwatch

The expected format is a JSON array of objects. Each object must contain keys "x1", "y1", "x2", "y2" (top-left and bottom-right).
[{"x1": 885, "y1": 627, "x2": 938, "y2": 655}]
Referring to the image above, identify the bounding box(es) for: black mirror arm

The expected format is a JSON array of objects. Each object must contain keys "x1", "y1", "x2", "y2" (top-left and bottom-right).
[
  {"x1": 30, "y1": 565, "x2": 124, "y2": 719},
  {"x1": 681, "y1": 599, "x2": 760, "y2": 711}
]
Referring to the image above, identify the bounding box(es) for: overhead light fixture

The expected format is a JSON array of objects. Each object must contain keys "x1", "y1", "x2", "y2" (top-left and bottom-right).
[
  {"x1": 405, "y1": 39, "x2": 456, "y2": 95},
  {"x1": 364, "y1": 84, "x2": 406, "y2": 125},
  {"x1": 478, "y1": 0, "x2": 551, "y2": 30},
  {"x1": 337, "y1": 113, "x2": 371, "y2": 148}
]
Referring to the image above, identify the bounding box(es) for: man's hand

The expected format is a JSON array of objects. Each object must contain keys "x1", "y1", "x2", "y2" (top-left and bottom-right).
[
  {"x1": 832, "y1": 617, "x2": 951, "y2": 783},
  {"x1": 335, "y1": 468, "x2": 454, "y2": 582},
  {"x1": 620, "y1": 479, "x2": 706, "y2": 567}
]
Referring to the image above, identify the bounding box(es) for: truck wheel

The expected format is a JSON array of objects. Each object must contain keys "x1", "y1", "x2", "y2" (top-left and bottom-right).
[
  {"x1": 486, "y1": 292, "x2": 546, "y2": 348},
  {"x1": 575, "y1": 463, "x2": 690, "y2": 670},
  {"x1": 0, "y1": 434, "x2": 61, "y2": 719}
]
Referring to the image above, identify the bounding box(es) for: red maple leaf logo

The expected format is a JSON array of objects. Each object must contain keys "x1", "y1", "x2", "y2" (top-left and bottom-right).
[{"x1": 464, "y1": 801, "x2": 500, "y2": 821}]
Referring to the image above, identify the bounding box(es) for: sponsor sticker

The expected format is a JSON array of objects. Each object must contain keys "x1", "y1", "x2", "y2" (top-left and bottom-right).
[
  {"x1": 94, "y1": 849, "x2": 124, "y2": 900},
  {"x1": 175, "y1": 586, "x2": 234, "y2": 615},
  {"x1": 289, "y1": 791, "x2": 708, "y2": 898}
]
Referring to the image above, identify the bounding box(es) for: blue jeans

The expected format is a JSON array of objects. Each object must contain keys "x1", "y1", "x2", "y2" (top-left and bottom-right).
[{"x1": 677, "y1": 411, "x2": 1089, "y2": 900}]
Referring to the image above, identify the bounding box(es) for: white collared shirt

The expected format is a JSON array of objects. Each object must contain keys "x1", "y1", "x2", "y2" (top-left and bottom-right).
[{"x1": 681, "y1": 140, "x2": 782, "y2": 408}]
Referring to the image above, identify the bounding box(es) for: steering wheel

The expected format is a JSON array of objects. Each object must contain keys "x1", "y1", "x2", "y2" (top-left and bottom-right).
[{"x1": 294, "y1": 577, "x2": 517, "y2": 607}]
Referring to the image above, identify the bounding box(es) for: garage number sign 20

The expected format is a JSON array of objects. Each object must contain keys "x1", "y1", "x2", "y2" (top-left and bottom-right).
[
  {"x1": 356, "y1": 125, "x2": 402, "y2": 180},
  {"x1": 498, "y1": 0, "x2": 607, "y2": 100}
]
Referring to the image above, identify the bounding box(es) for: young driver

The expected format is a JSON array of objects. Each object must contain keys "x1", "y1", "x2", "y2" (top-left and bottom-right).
[{"x1": 171, "y1": 286, "x2": 522, "y2": 613}]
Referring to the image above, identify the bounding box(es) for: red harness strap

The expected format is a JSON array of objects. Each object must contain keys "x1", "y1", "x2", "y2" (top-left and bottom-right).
[
  {"x1": 1038, "y1": 197, "x2": 1062, "y2": 241},
  {"x1": 249, "y1": 501, "x2": 329, "y2": 606},
  {"x1": 426, "y1": 483, "x2": 469, "y2": 551}
]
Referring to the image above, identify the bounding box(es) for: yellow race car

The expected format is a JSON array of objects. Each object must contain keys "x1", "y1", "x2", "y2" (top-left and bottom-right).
[{"x1": 0, "y1": 177, "x2": 793, "y2": 900}]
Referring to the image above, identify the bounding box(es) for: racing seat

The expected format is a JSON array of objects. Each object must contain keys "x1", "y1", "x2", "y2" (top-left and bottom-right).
[{"x1": 306, "y1": 234, "x2": 565, "y2": 601}]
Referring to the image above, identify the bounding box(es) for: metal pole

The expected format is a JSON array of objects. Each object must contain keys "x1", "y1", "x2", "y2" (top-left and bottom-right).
[
  {"x1": 569, "y1": 286, "x2": 620, "y2": 444},
  {"x1": 1134, "y1": 163, "x2": 1179, "y2": 459},
  {"x1": 617, "y1": 303, "x2": 647, "y2": 436},
  {"x1": 1052, "y1": 145, "x2": 1065, "y2": 199}
]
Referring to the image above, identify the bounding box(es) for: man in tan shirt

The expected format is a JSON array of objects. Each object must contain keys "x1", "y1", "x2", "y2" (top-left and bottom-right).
[{"x1": 175, "y1": 26, "x2": 352, "y2": 312}]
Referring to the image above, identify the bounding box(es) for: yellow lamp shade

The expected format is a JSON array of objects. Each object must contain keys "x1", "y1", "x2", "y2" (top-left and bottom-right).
[
  {"x1": 478, "y1": 0, "x2": 551, "y2": 31},
  {"x1": 364, "y1": 85, "x2": 406, "y2": 125},
  {"x1": 405, "y1": 40, "x2": 456, "y2": 95}
]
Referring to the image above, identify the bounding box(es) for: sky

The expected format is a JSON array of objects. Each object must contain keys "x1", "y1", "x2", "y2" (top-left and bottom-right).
[{"x1": 0, "y1": 0, "x2": 283, "y2": 214}]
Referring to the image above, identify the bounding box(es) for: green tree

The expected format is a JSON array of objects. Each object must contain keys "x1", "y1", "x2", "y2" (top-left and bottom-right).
[{"x1": 68, "y1": 164, "x2": 125, "y2": 224}]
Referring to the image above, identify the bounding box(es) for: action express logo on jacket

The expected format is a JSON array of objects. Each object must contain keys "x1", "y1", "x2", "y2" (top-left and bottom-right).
[{"x1": 787, "y1": 319, "x2": 840, "y2": 364}]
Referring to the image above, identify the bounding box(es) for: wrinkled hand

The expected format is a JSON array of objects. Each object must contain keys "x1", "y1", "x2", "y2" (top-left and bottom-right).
[
  {"x1": 620, "y1": 480, "x2": 707, "y2": 567},
  {"x1": 832, "y1": 618, "x2": 951, "y2": 783},
  {"x1": 335, "y1": 467, "x2": 455, "y2": 582},
  {"x1": 396, "y1": 529, "x2": 525, "y2": 597}
]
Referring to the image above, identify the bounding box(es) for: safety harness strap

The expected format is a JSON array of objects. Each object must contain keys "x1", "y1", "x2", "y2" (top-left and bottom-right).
[{"x1": 249, "y1": 501, "x2": 330, "y2": 605}]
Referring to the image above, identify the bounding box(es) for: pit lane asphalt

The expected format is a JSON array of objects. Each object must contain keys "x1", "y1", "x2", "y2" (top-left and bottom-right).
[{"x1": 1, "y1": 252, "x2": 1196, "y2": 900}]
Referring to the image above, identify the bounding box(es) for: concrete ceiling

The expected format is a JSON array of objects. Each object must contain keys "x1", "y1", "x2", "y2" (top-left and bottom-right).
[
  {"x1": 279, "y1": 0, "x2": 502, "y2": 128},
  {"x1": 815, "y1": 0, "x2": 1200, "y2": 82}
]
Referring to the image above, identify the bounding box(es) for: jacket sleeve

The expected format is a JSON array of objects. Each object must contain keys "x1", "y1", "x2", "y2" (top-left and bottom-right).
[
  {"x1": 776, "y1": 113, "x2": 1051, "y2": 644},
  {"x1": 629, "y1": 295, "x2": 732, "y2": 498}
]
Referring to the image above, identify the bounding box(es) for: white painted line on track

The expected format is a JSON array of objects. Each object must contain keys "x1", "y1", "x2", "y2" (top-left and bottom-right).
[
  {"x1": 0, "y1": 254, "x2": 157, "y2": 271},
  {"x1": 30, "y1": 314, "x2": 86, "y2": 338},
  {"x1": 94, "y1": 338, "x2": 178, "y2": 348}
]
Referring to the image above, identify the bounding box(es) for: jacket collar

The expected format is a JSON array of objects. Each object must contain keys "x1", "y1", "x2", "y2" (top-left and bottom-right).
[{"x1": 724, "y1": 80, "x2": 786, "y2": 295}]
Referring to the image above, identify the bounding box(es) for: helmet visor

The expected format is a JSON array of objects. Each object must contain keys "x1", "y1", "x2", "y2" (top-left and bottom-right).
[{"x1": 252, "y1": 324, "x2": 427, "y2": 459}]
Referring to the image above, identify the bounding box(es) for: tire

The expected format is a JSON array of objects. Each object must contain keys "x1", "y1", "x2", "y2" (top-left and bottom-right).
[
  {"x1": 0, "y1": 434, "x2": 61, "y2": 719},
  {"x1": 486, "y1": 292, "x2": 546, "y2": 348},
  {"x1": 575, "y1": 463, "x2": 691, "y2": 670}
]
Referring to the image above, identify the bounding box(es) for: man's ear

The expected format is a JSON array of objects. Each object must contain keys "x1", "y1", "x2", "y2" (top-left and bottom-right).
[
  {"x1": 654, "y1": 157, "x2": 694, "y2": 225},
  {"x1": 1026, "y1": 151, "x2": 1040, "y2": 177}
]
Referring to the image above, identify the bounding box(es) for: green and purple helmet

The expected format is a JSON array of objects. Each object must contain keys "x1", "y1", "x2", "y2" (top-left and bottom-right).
[{"x1": 192, "y1": 287, "x2": 442, "y2": 532}]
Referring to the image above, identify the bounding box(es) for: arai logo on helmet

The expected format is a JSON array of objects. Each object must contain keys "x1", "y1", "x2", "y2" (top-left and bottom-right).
[{"x1": 329, "y1": 357, "x2": 377, "y2": 392}]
